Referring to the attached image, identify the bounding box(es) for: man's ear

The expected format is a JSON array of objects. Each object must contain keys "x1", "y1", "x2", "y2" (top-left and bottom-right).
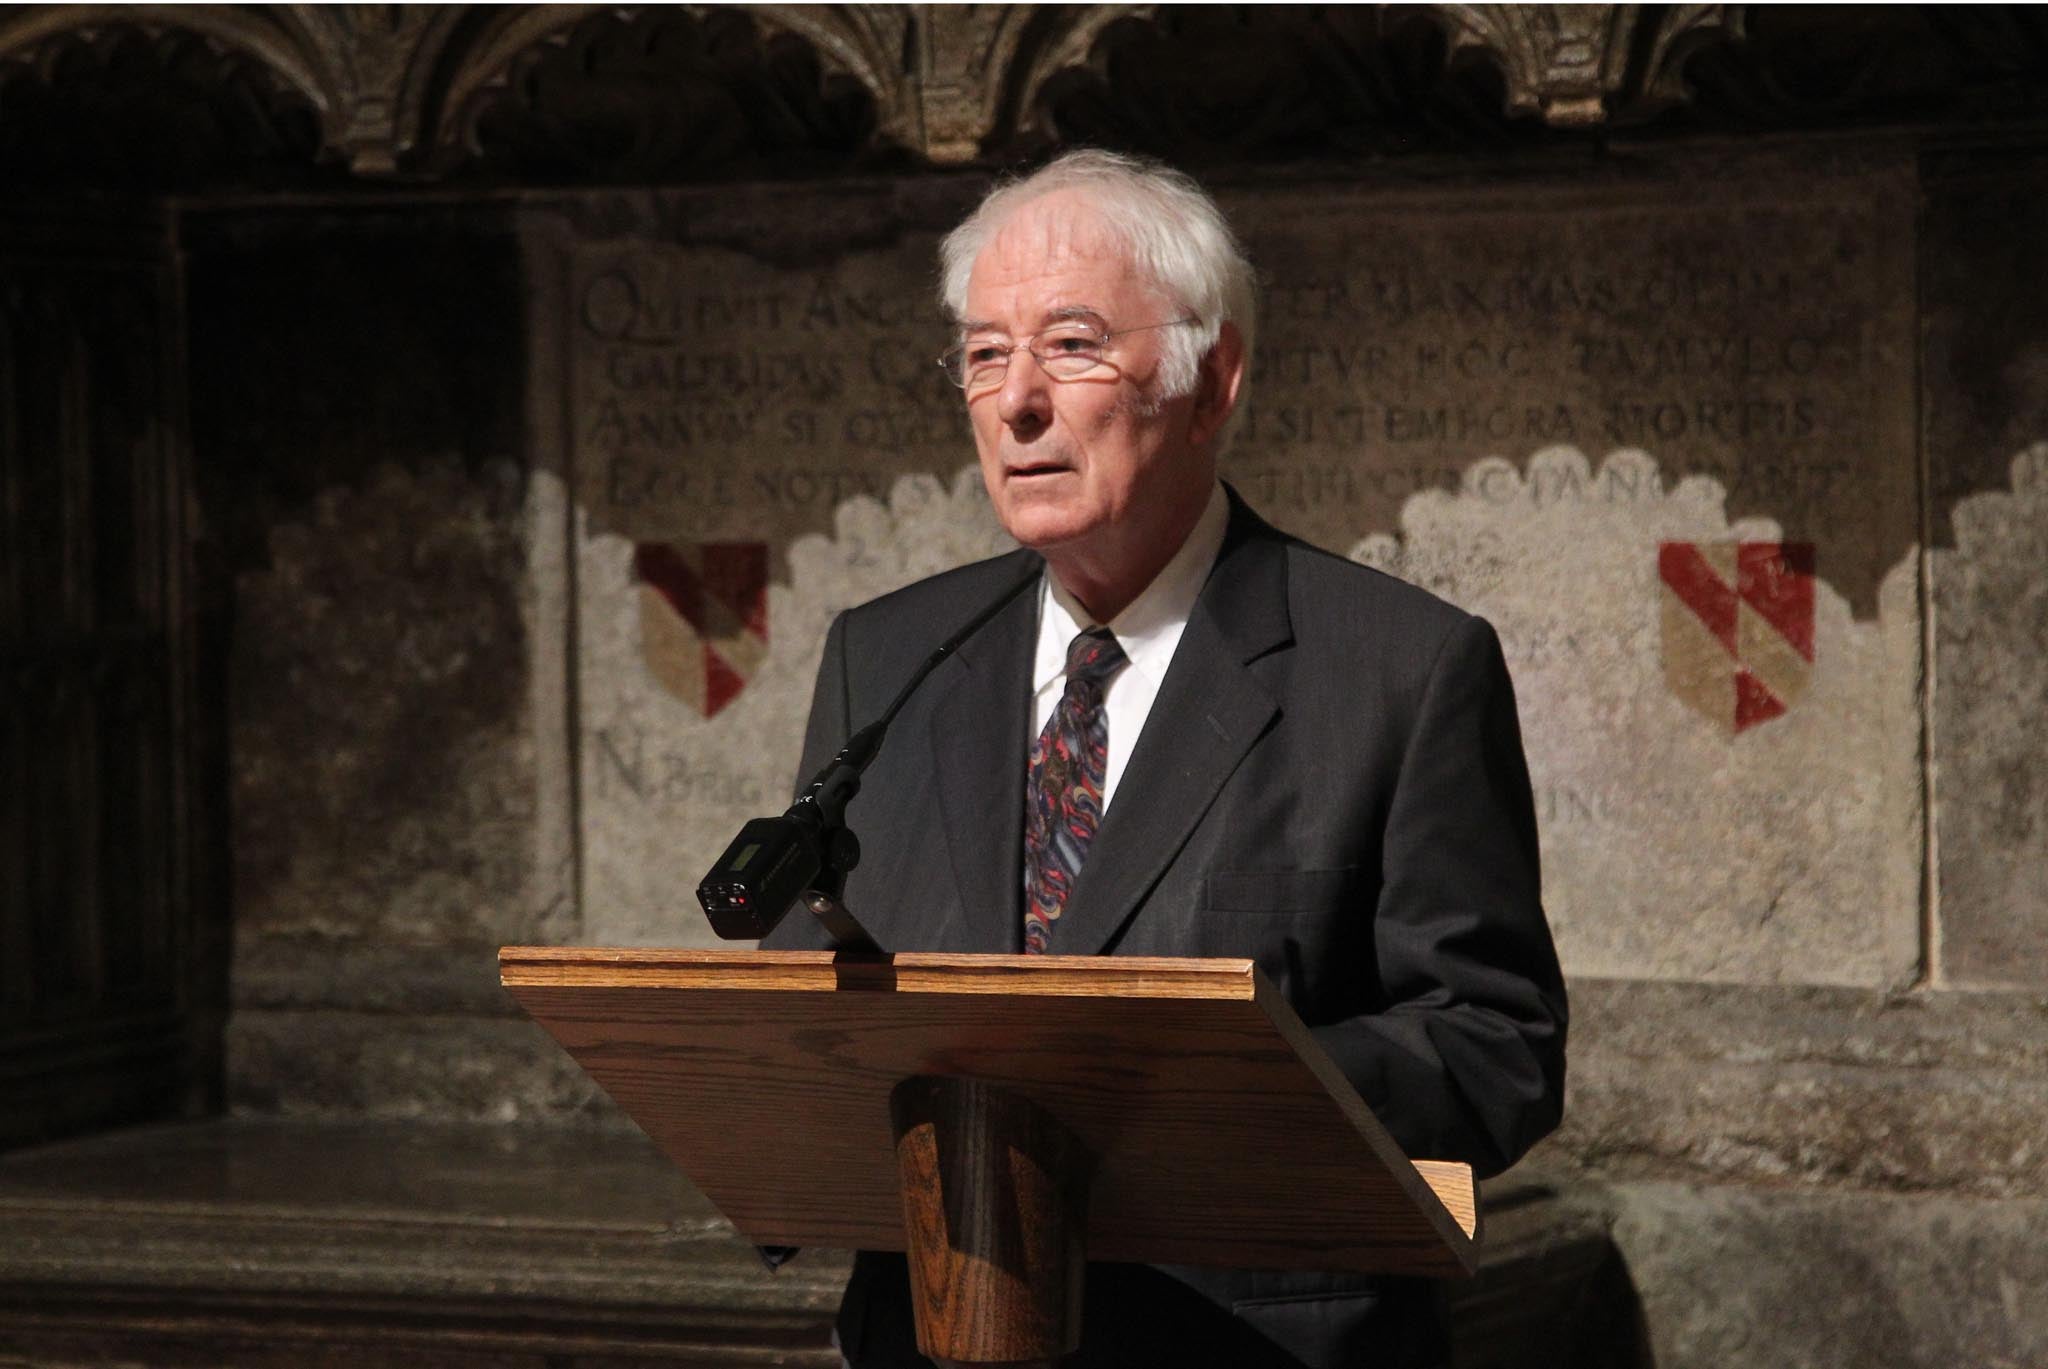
[{"x1": 1187, "y1": 321, "x2": 1246, "y2": 451}]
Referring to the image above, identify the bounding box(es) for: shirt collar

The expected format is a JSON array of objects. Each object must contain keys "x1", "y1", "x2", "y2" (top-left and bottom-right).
[{"x1": 1032, "y1": 482, "x2": 1230, "y2": 694}]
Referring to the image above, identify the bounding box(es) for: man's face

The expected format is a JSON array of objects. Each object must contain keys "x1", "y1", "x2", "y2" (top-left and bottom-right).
[{"x1": 960, "y1": 192, "x2": 1211, "y2": 561}]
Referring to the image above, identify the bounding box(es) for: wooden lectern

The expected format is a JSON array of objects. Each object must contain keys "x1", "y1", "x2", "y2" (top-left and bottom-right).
[{"x1": 501, "y1": 948, "x2": 1478, "y2": 1367}]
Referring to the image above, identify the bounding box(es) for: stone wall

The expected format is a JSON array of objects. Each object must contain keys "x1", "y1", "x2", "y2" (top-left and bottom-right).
[
  {"x1": 185, "y1": 206, "x2": 596, "y2": 1120},
  {"x1": 193, "y1": 147, "x2": 2048, "y2": 1367}
]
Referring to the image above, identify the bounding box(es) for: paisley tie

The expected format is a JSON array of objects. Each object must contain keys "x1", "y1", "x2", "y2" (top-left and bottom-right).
[{"x1": 1022, "y1": 628, "x2": 1130, "y2": 954}]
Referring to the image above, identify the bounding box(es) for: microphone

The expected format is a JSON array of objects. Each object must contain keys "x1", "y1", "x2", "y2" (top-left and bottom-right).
[{"x1": 696, "y1": 563, "x2": 1041, "y2": 947}]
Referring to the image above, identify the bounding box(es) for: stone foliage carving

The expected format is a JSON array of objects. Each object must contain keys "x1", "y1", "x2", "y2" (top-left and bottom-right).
[
  {"x1": 0, "y1": 3, "x2": 1754, "y2": 180},
  {"x1": 442, "y1": 8, "x2": 896, "y2": 182},
  {"x1": 0, "y1": 3, "x2": 919, "y2": 177},
  {"x1": 1431, "y1": 3, "x2": 1641, "y2": 127},
  {"x1": 9, "y1": 4, "x2": 2048, "y2": 181},
  {"x1": 1010, "y1": 7, "x2": 1538, "y2": 161}
]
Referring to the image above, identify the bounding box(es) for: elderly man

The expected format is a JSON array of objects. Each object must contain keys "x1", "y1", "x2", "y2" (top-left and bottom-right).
[{"x1": 766, "y1": 151, "x2": 1567, "y2": 1369}]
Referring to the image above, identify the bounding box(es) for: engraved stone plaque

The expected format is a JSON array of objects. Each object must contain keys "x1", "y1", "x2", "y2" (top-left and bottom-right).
[
  {"x1": 570, "y1": 236, "x2": 971, "y2": 551},
  {"x1": 1222, "y1": 172, "x2": 1917, "y2": 618}
]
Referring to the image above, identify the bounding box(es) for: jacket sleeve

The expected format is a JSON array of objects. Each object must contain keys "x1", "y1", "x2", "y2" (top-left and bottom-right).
[
  {"x1": 757, "y1": 611, "x2": 853, "y2": 952},
  {"x1": 1310, "y1": 614, "x2": 1568, "y2": 1178}
]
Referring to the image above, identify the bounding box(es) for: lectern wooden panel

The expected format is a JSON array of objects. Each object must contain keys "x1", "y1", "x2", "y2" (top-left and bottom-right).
[{"x1": 501, "y1": 949, "x2": 1478, "y2": 1279}]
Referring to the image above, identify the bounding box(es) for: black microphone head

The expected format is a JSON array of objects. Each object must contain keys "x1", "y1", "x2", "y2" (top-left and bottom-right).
[{"x1": 696, "y1": 815, "x2": 821, "y2": 940}]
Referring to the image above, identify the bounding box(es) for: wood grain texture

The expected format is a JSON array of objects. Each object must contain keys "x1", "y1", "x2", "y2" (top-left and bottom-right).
[
  {"x1": 500, "y1": 948, "x2": 1478, "y2": 1278},
  {"x1": 891, "y1": 1077, "x2": 1087, "y2": 1366},
  {"x1": 499, "y1": 947, "x2": 1266, "y2": 999},
  {"x1": 1411, "y1": 1160, "x2": 1479, "y2": 1241}
]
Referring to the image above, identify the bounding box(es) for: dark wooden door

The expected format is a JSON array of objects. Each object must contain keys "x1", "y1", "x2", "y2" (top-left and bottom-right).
[{"x1": 0, "y1": 201, "x2": 209, "y2": 1148}]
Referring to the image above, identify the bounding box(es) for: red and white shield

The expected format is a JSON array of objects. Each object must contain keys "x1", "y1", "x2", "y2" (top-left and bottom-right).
[
  {"x1": 633, "y1": 542, "x2": 768, "y2": 718},
  {"x1": 1658, "y1": 541, "x2": 1815, "y2": 734}
]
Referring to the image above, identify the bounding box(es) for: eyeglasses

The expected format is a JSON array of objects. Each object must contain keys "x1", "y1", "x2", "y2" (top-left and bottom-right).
[{"x1": 937, "y1": 317, "x2": 1198, "y2": 392}]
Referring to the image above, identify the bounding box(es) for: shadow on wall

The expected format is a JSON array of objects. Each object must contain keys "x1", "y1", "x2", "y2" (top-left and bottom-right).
[{"x1": 1451, "y1": 1178, "x2": 1655, "y2": 1369}]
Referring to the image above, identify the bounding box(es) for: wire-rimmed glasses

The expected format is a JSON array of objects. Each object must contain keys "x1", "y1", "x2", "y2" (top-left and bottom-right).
[{"x1": 937, "y1": 317, "x2": 1198, "y2": 392}]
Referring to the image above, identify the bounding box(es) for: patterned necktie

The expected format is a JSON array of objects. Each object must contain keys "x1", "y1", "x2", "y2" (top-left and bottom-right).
[{"x1": 1023, "y1": 627, "x2": 1130, "y2": 954}]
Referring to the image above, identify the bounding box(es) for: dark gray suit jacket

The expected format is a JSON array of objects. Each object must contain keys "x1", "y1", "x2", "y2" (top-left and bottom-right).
[{"x1": 765, "y1": 490, "x2": 1567, "y2": 1368}]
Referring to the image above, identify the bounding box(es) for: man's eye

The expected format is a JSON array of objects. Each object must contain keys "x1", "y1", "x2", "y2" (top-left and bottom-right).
[
  {"x1": 965, "y1": 344, "x2": 1007, "y2": 365},
  {"x1": 1043, "y1": 332, "x2": 1102, "y2": 355}
]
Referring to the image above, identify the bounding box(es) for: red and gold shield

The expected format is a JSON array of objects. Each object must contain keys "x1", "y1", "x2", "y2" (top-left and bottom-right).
[
  {"x1": 1658, "y1": 541, "x2": 1815, "y2": 734},
  {"x1": 633, "y1": 542, "x2": 768, "y2": 718}
]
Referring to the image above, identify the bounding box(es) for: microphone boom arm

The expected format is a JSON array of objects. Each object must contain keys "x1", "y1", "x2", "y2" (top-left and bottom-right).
[{"x1": 697, "y1": 565, "x2": 1041, "y2": 949}]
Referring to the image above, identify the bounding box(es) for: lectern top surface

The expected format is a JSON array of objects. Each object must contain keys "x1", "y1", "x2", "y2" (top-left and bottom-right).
[
  {"x1": 501, "y1": 947, "x2": 1477, "y2": 1278},
  {"x1": 501, "y1": 946, "x2": 1265, "y2": 998}
]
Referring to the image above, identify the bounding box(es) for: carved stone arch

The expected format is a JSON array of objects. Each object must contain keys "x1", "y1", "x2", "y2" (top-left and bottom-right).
[
  {"x1": 1420, "y1": 3, "x2": 1748, "y2": 128},
  {"x1": 426, "y1": 3, "x2": 914, "y2": 182},
  {"x1": 1425, "y1": 2, "x2": 1639, "y2": 126},
  {"x1": 0, "y1": 5, "x2": 328, "y2": 189},
  {"x1": 757, "y1": 4, "x2": 916, "y2": 146},
  {"x1": 258, "y1": 3, "x2": 477, "y2": 176},
  {"x1": 1638, "y1": 4, "x2": 2048, "y2": 135},
  {"x1": 992, "y1": 4, "x2": 1155, "y2": 157},
  {"x1": 0, "y1": 5, "x2": 327, "y2": 107},
  {"x1": 990, "y1": 3, "x2": 1750, "y2": 161},
  {"x1": 992, "y1": 5, "x2": 1556, "y2": 166},
  {"x1": 895, "y1": 4, "x2": 1036, "y2": 163},
  {"x1": 1630, "y1": 4, "x2": 1749, "y2": 118}
]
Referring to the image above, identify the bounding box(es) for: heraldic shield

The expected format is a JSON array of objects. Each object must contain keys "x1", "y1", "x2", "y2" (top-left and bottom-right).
[
  {"x1": 633, "y1": 542, "x2": 768, "y2": 718},
  {"x1": 1658, "y1": 541, "x2": 1815, "y2": 734}
]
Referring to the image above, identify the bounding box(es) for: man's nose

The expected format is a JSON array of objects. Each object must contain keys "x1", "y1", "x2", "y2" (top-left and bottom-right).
[{"x1": 995, "y1": 352, "x2": 1052, "y2": 434}]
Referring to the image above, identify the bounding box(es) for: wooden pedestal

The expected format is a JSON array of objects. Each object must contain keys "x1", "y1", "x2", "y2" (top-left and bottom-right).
[{"x1": 891, "y1": 1077, "x2": 1093, "y2": 1367}]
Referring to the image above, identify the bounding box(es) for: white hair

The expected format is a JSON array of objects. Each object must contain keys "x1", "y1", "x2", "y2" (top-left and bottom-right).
[{"x1": 939, "y1": 149, "x2": 1257, "y2": 416}]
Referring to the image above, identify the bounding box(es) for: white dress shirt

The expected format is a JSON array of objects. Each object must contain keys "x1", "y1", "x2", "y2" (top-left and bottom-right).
[{"x1": 1028, "y1": 483, "x2": 1231, "y2": 812}]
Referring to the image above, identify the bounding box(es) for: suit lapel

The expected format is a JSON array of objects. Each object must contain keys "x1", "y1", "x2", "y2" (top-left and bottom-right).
[
  {"x1": 1051, "y1": 499, "x2": 1294, "y2": 956},
  {"x1": 928, "y1": 555, "x2": 1040, "y2": 952}
]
